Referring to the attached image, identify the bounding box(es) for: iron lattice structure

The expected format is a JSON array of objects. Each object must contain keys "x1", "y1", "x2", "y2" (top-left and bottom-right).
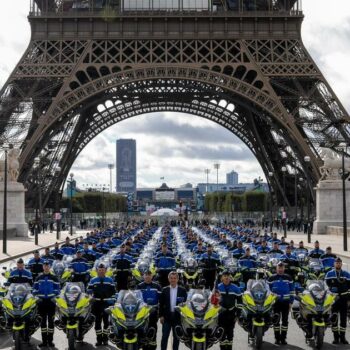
[{"x1": 0, "y1": 0, "x2": 349, "y2": 208}]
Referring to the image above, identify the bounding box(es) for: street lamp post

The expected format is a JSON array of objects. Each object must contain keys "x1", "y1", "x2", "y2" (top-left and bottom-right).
[
  {"x1": 268, "y1": 171, "x2": 274, "y2": 233},
  {"x1": 304, "y1": 156, "x2": 311, "y2": 243},
  {"x1": 2, "y1": 143, "x2": 10, "y2": 254},
  {"x1": 213, "y1": 163, "x2": 220, "y2": 192},
  {"x1": 55, "y1": 166, "x2": 61, "y2": 240},
  {"x1": 34, "y1": 157, "x2": 42, "y2": 246},
  {"x1": 204, "y1": 169, "x2": 210, "y2": 193},
  {"x1": 69, "y1": 173, "x2": 74, "y2": 236},
  {"x1": 294, "y1": 161, "x2": 298, "y2": 221},
  {"x1": 102, "y1": 185, "x2": 106, "y2": 228},
  {"x1": 281, "y1": 166, "x2": 287, "y2": 238},
  {"x1": 340, "y1": 144, "x2": 348, "y2": 251},
  {"x1": 108, "y1": 164, "x2": 114, "y2": 193}
]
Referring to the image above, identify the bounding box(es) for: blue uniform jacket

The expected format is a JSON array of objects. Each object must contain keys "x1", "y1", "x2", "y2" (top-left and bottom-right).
[
  {"x1": 268, "y1": 273, "x2": 295, "y2": 303},
  {"x1": 33, "y1": 273, "x2": 60, "y2": 299},
  {"x1": 69, "y1": 257, "x2": 90, "y2": 274},
  {"x1": 7, "y1": 268, "x2": 33, "y2": 285},
  {"x1": 137, "y1": 281, "x2": 162, "y2": 305}
]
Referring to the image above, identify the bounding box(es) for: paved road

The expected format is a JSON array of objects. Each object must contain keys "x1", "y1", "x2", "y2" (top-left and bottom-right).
[{"x1": 0, "y1": 319, "x2": 350, "y2": 350}]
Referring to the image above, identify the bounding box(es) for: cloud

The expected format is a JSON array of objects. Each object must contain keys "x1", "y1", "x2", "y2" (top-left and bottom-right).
[{"x1": 1, "y1": 1, "x2": 350, "y2": 189}]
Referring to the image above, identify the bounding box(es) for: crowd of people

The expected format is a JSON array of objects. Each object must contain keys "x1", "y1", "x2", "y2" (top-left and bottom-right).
[{"x1": 3, "y1": 223, "x2": 350, "y2": 349}]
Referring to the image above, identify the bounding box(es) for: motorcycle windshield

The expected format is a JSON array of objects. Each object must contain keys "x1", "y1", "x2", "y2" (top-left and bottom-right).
[
  {"x1": 137, "y1": 262, "x2": 150, "y2": 274},
  {"x1": 187, "y1": 289, "x2": 210, "y2": 315},
  {"x1": 223, "y1": 258, "x2": 238, "y2": 271},
  {"x1": 8, "y1": 283, "x2": 31, "y2": 308},
  {"x1": 294, "y1": 249, "x2": 308, "y2": 261},
  {"x1": 246, "y1": 280, "x2": 269, "y2": 303},
  {"x1": 52, "y1": 261, "x2": 66, "y2": 277},
  {"x1": 306, "y1": 280, "x2": 328, "y2": 303},
  {"x1": 118, "y1": 290, "x2": 143, "y2": 317},
  {"x1": 309, "y1": 259, "x2": 324, "y2": 273},
  {"x1": 63, "y1": 282, "x2": 84, "y2": 306}
]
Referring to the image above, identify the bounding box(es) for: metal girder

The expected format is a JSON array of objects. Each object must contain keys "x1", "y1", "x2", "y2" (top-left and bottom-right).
[{"x1": 0, "y1": 8, "x2": 349, "y2": 208}]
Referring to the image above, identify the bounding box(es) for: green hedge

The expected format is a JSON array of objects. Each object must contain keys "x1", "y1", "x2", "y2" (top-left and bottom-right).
[
  {"x1": 61, "y1": 192, "x2": 127, "y2": 213},
  {"x1": 204, "y1": 191, "x2": 268, "y2": 212}
]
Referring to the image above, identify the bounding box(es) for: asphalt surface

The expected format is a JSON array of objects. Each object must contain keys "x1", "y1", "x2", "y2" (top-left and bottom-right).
[{"x1": 0, "y1": 255, "x2": 350, "y2": 349}]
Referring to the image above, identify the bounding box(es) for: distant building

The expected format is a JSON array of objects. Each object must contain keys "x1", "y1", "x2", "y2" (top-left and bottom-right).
[
  {"x1": 197, "y1": 169, "x2": 269, "y2": 195},
  {"x1": 116, "y1": 139, "x2": 137, "y2": 193},
  {"x1": 135, "y1": 183, "x2": 198, "y2": 211},
  {"x1": 226, "y1": 170, "x2": 238, "y2": 185},
  {"x1": 180, "y1": 183, "x2": 193, "y2": 188}
]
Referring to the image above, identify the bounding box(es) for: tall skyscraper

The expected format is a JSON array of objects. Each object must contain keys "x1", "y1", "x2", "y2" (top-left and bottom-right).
[
  {"x1": 226, "y1": 170, "x2": 239, "y2": 186},
  {"x1": 116, "y1": 139, "x2": 137, "y2": 193}
]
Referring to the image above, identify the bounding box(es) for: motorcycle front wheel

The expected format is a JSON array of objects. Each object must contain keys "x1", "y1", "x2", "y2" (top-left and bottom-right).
[
  {"x1": 254, "y1": 326, "x2": 263, "y2": 350},
  {"x1": 14, "y1": 330, "x2": 22, "y2": 350},
  {"x1": 314, "y1": 326, "x2": 324, "y2": 350},
  {"x1": 191, "y1": 342, "x2": 206, "y2": 350},
  {"x1": 68, "y1": 329, "x2": 76, "y2": 350}
]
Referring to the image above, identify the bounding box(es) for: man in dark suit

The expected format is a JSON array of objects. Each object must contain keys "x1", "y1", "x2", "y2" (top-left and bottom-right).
[{"x1": 159, "y1": 271, "x2": 187, "y2": 350}]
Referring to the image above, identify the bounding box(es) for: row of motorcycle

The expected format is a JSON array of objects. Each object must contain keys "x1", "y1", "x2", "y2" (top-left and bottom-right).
[
  {"x1": 0, "y1": 227, "x2": 156, "y2": 350},
  {"x1": 0, "y1": 225, "x2": 343, "y2": 350},
  {"x1": 187, "y1": 226, "x2": 340, "y2": 350}
]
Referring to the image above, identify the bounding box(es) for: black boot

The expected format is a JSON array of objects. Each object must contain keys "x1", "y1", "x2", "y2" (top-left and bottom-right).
[
  {"x1": 274, "y1": 331, "x2": 281, "y2": 345},
  {"x1": 47, "y1": 332, "x2": 55, "y2": 347},
  {"x1": 95, "y1": 334, "x2": 103, "y2": 347},
  {"x1": 333, "y1": 332, "x2": 340, "y2": 345},
  {"x1": 340, "y1": 333, "x2": 349, "y2": 345},
  {"x1": 102, "y1": 333, "x2": 108, "y2": 346},
  {"x1": 280, "y1": 330, "x2": 288, "y2": 345},
  {"x1": 39, "y1": 332, "x2": 48, "y2": 348}
]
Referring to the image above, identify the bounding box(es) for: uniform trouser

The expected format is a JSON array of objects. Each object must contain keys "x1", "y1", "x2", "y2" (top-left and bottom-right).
[
  {"x1": 273, "y1": 301, "x2": 290, "y2": 341},
  {"x1": 161, "y1": 314, "x2": 179, "y2": 350},
  {"x1": 115, "y1": 271, "x2": 130, "y2": 291},
  {"x1": 203, "y1": 270, "x2": 216, "y2": 290},
  {"x1": 92, "y1": 302, "x2": 109, "y2": 342},
  {"x1": 219, "y1": 310, "x2": 235, "y2": 350},
  {"x1": 38, "y1": 299, "x2": 56, "y2": 344},
  {"x1": 331, "y1": 297, "x2": 348, "y2": 339},
  {"x1": 144, "y1": 309, "x2": 158, "y2": 350}
]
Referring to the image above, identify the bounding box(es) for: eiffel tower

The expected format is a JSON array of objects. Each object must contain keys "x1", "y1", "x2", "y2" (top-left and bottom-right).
[{"x1": 0, "y1": 0, "x2": 349, "y2": 209}]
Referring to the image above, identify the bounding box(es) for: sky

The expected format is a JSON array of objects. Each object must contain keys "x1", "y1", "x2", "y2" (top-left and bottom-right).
[{"x1": 1, "y1": 1, "x2": 350, "y2": 189}]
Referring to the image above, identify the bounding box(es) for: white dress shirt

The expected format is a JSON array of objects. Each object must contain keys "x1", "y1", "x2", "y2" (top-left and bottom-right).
[{"x1": 170, "y1": 285, "x2": 178, "y2": 312}]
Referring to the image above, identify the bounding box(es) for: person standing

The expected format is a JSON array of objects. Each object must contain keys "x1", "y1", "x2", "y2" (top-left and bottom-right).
[
  {"x1": 70, "y1": 250, "x2": 90, "y2": 285},
  {"x1": 112, "y1": 244, "x2": 134, "y2": 291},
  {"x1": 159, "y1": 271, "x2": 187, "y2": 350},
  {"x1": 87, "y1": 263, "x2": 116, "y2": 346},
  {"x1": 7, "y1": 258, "x2": 33, "y2": 285},
  {"x1": 27, "y1": 250, "x2": 44, "y2": 281},
  {"x1": 268, "y1": 262, "x2": 295, "y2": 345},
  {"x1": 325, "y1": 257, "x2": 350, "y2": 345},
  {"x1": 33, "y1": 260, "x2": 60, "y2": 347},
  {"x1": 217, "y1": 270, "x2": 242, "y2": 350},
  {"x1": 199, "y1": 244, "x2": 221, "y2": 289},
  {"x1": 137, "y1": 270, "x2": 162, "y2": 350}
]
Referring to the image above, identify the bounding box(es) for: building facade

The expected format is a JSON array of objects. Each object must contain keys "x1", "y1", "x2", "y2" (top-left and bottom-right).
[
  {"x1": 226, "y1": 170, "x2": 239, "y2": 186},
  {"x1": 135, "y1": 183, "x2": 198, "y2": 211},
  {"x1": 116, "y1": 139, "x2": 137, "y2": 193}
]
